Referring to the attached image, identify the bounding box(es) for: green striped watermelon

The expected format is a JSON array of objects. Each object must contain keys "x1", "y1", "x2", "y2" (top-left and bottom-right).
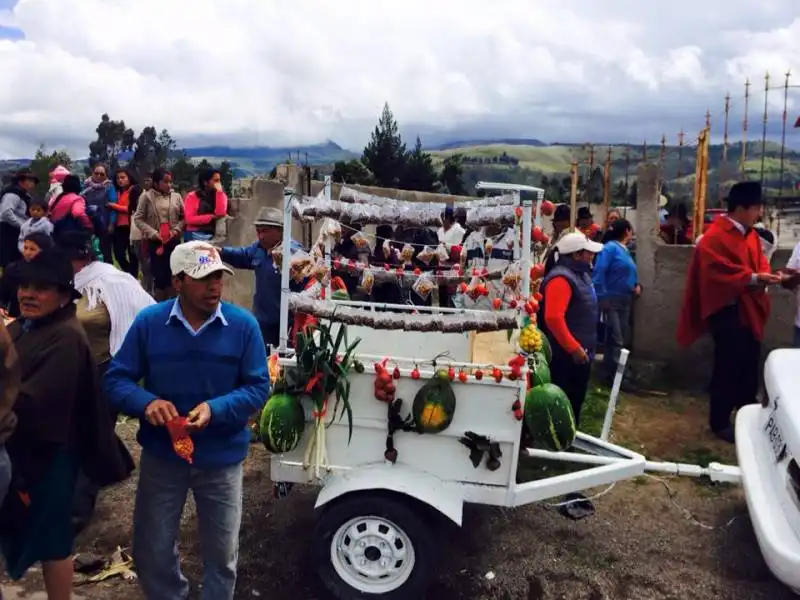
[
  {"x1": 539, "y1": 335, "x2": 552, "y2": 363},
  {"x1": 260, "y1": 393, "x2": 306, "y2": 454},
  {"x1": 529, "y1": 355, "x2": 551, "y2": 387},
  {"x1": 524, "y1": 383, "x2": 575, "y2": 451}
]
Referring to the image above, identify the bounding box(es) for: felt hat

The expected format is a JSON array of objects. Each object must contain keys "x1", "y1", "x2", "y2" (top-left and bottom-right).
[
  {"x1": 552, "y1": 204, "x2": 570, "y2": 223},
  {"x1": 13, "y1": 167, "x2": 39, "y2": 184},
  {"x1": 253, "y1": 207, "x2": 283, "y2": 228},
  {"x1": 15, "y1": 248, "x2": 81, "y2": 300},
  {"x1": 577, "y1": 206, "x2": 592, "y2": 220}
]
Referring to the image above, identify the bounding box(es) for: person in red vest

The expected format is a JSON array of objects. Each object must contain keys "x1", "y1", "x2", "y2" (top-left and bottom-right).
[{"x1": 677, "y1": 181, "x2": 783, "y2": 443}]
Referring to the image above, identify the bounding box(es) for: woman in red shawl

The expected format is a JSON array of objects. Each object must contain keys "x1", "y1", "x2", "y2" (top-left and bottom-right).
[{"x1": 676, "y1": 181, "x2": 783, "y2": 443}]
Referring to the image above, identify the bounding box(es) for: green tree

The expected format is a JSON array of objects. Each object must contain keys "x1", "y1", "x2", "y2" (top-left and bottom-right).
[
  {"x1": 131, "y1": 126, "x2": 179, "y2": 176},
  {"x1": 612, "y1": 181, "x2": 628, "y2": 205},
  {"x1": 362, "y1": 102, "x2": 406, "y2": 188},
  {"x1": 28, "y1": 145, "x2": 73, "y2": 197},
  {"x1": 582, "y1": 166, "x2": 605, "y2": 204},
  {"x1": 219, "y1": 161, "x2": 234, "y2": 195},
  {"x1": 170, "y1": 152, "x2": 197, "y2": 192},
  {"x1": 88, "y1": 114, "x2": 135, "y2": 170},
  {"x1": 439, "y1": 154, "x2": 467, "y2": 196},
  {"x1": 627, "y1": 181, "x2": 638, "y2": 208},
  {"x1": 331, "y1": 159, "x2": 373, "y2": 185},
  {"x1": 400, "y1": 136, "x2": 438, "y2": 192}
]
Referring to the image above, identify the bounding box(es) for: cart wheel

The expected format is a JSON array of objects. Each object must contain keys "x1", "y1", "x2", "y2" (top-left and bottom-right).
[{"x1": 312, "y1": 492, "x2": 434, "y2": 599}]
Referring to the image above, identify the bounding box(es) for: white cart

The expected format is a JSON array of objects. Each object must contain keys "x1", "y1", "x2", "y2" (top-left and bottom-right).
[{"x1": 265, "y1": 179, "x2": 790, "y2": 599}]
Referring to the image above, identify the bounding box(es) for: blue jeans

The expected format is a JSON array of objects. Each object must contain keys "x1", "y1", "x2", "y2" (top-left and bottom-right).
[
  {"x1": 183, "y1": 231, "x2": 213, "y2": 243},
  {"x1": 601, "y1": 295, "x2": 632, "y2": 380},
  {"x1": 133, "y1": 451, "x2": 243, "y2": 600},
  {"x1": 0, "y1": 444, "x2": 11, "y2": 507}
]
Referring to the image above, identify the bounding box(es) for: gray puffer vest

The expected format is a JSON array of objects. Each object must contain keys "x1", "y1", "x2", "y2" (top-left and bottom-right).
[{"x1": 539, "y1": 258, "x2": 599, "y2": 359}]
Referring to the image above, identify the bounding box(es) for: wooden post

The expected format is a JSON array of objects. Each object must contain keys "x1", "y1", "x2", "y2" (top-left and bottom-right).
[
  {"x1": 778, "y1": 69, "x2": 792, "y2": 237},
  {"x1": 692, "y1": 128, "x2": 710, "y2": 241},
  {"x1": 659, "y1": 134, "x2": 666, "y2": 168},
  {"x1": 642, "y1": 140, "x2": 648, "y2": 162},
  {"x1": 569, "y1": 162, "x2": 579, "y2": 230},
  {"x1": 740, "y1": 78, "x2": 751, "y2": 177},
  {"x1": 624, "y1": 147, "x2": 630, "y2": 189},
  {"x1": 677, "y1": 130, "x2": 685, "y2": 179}
]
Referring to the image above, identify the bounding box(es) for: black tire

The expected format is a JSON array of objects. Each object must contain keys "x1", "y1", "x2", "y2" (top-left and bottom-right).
[{"x1": 312, "y1": 492, "x2": 434, "y2": 600}]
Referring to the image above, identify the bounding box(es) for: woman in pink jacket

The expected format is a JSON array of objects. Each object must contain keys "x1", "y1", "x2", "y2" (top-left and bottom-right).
[
  {"x1": 182, "y1": 168, "x2": 228, "y2": 242},
  {"x1": 49, "y1": 175, "x2": 93, "y2": 237}
]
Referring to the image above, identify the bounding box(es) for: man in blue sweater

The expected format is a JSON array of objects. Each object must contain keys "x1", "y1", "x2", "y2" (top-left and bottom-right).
[
  {"x1": 104, "y1": 240, "x2": 270, "y2": 600},
  {"x1": 219, "y1": 205, "x2": 304, "y2": 349}
]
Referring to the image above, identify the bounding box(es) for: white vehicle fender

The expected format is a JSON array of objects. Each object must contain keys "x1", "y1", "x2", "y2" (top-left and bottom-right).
[{"x1": 315, "y1": 463, "x2": 464, "y2": 526}]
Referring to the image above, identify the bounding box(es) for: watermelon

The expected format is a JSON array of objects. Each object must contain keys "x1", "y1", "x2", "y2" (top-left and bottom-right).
[
  {"x1": 412, "y1": 377, "x2": 456, "y2": 434},
  {"x1": 260, "y1": 393, "x2": 306, "y2": 453},
  {"x1": 539, "y1": 335, "x2": 552, "y2": 363},
  {"x1": 524, "y1": 383, "x2": 576, "y2": 451},
  {"x1": 529, "y1": 356, "x2": 551, "y2": 387}
]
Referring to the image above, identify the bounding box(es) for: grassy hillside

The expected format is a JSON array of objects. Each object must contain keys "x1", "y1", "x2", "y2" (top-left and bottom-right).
[{"x1": 429, "y1": 141, "x2": 800, "y2": 199}]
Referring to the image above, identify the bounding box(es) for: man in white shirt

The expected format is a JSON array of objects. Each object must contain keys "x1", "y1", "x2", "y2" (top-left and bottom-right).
[{"x1": 437, "y1": 206, "x2": 465, "y2": 249}]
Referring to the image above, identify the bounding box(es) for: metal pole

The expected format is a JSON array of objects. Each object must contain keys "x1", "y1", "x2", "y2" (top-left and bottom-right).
[
  {"x1": 760, "y1": 72, "x2": 771, "y2": 188},
  {"x1": 778, "y1": 69, "x2": 792, "y2": 236},
  {"x1": 741, "y1": 78, "x2": 751, "y2": 177},
  {"x1": 520, "y1": 192, "x2": 532, "y2": 298},
  {"x1": 720, "y1": 93, "x2": 730, "y2": 205},
  {"x1": 278, "y1": 187, "x2": 294, "y2": 353},
  {"x1": 677, "y1": 130, "x2": 685, "y2": 179},
  {"x1": 323, "y1": 176, "x2": 333, "y2": 299},
  {"x1": 601, "y1": 349, "x2": 630, "y2": 441},
  {"x1": 603, "y1": 147, "x2": 612, "y2": 218}
]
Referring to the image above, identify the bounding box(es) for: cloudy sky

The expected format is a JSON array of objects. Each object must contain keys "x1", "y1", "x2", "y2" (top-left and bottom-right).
[{"x1": 0, "y1": 0, "x2": 797, "y2": 158}]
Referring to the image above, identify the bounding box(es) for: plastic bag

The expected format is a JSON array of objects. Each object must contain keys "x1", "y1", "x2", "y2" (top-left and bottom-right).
[
  {"x1": 412, "y1": 275, "x2": 436, "y2": 300},
  {"x1": 350, "y1": 231, "x2": 372, "y2": 253},
  {"x1": 289, "y1": 251, "x2": 314, "y2": 283},
  {"x1": 435, "y1": 244, "x2": 449, "y2": 264},
  {"x1": 400, "y1": 243, "x2": 415, "y2": 265},
  {"x1": 358, "y1": 270, "x2": 375, "y2": 295},
  {"x1": 416, "y1": 246, "x2": 436, "y2": 265}
]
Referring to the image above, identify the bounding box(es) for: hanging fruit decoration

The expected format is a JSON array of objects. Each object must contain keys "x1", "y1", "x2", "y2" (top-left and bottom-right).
[
  {"x1": 459, "y1": 431, "x2": 503, "y2": 471},
  {"x1": 458, "y1": 369, "x2": 468, "y2": 383},
  {"x1": 410, "y1": 365, "x2": 420, "y2": 380},
  {"x1": 474, "y1": 369, "x2": 484, "y2": 381},
  {"x1": 412, "y1": 372, "x2": 457, "y2": 434},
  {"x1": 511, "y1": 399, "x2": 524, "y2": 421},
  {"x1": 373, "y1": 358, "x2": 396, "y2": 404}
]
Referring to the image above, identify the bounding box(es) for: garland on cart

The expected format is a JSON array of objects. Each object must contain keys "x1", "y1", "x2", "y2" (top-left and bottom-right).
[{"x1": 259, "y1": 320, "x2": 362, "y2": 481}]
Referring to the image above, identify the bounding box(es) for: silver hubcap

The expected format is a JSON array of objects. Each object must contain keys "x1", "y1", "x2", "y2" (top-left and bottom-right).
[{"x1": 330, "y1": 515, "x2": 415, "y2": 593}]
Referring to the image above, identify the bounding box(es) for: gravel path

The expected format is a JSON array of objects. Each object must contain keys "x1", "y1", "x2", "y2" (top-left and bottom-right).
[{"x1": 1, "y1": 416, "x2": 793, "y2": 600}]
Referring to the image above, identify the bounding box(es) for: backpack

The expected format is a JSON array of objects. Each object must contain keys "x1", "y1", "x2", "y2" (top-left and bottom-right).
[{"x1": 50, "y1": 193, "x2": 86, "y2": 240}]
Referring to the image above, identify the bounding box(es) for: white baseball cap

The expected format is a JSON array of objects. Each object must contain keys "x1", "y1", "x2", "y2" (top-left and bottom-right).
[
  {"x1": 555, "y1": 231, "x2": 604, "y2": 255},
  {"x1": 170, "y1": 241, "x2": 234, "y2": 279}
]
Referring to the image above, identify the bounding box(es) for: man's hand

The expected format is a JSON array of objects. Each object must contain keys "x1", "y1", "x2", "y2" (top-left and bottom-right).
[
  {"x1": 756, "y1": 272, "x2": 783, "y2": 285},
  {"x1": 186, "y1": 402, "x2": 212, "y2": 432},
  {"x1": 633, "y1": 284, "x2": 642, "y2": 297},
  {"x1": 144, "y1": 399, "x2": 179, "y2": 426},
  {"x1": 570, "y1": 347, "x2": 589, "y2": 364}
]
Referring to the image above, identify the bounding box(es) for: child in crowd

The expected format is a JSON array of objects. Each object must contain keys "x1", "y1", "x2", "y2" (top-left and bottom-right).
[
  {"x1": 18, "y1": 197, "x2": 53, "y2": 253},
  {"x1": 0, "y1": 232, "x2": 54, "y2": 319}
]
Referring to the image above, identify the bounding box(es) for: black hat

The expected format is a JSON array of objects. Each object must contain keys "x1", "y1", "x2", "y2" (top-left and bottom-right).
[
  {"x1": 726, "y1": 181, "x2": 762, "y2": 211},
  {"x1": 54, "y1": 230, "x2": 94, "y2": 261},
  {"x1": 577, "y1": 206, "x2": 593, "y2": 220},
  {"x1": 552, "y1": 204, "x2": 570, "y2": 223},
  {"x1": 13, "y1": 167, "x2": 39, "y2": 184},
  {"x1": 16, "y1": 248, "x2": 81, "y2": 301}
]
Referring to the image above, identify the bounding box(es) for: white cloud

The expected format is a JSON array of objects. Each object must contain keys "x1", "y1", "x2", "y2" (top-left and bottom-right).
[{"x1": 0, "y1": 0, "x2": 797, "y2": 158}]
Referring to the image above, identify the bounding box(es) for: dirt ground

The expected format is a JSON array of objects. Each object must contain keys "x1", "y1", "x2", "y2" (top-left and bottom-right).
[{"x1": 2, "y1": 333, "x2": 795, "y2": 599}]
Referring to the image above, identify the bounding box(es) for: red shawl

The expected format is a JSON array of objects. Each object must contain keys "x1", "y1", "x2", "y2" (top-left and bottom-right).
[{"x1": 676, "y1": 217, "x2": 771, "y2": 346}]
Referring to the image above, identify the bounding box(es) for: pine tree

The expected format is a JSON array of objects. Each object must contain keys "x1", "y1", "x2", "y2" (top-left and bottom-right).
[
  {"x1": 400, "y1": 136, "x2": 438, "y2": 192},
  {"x1": 362, "y1": 103, "x2": 406, "y2": 188},
  {"x1": 439, "y1": 154, "x2": 467, "y2": 196}
]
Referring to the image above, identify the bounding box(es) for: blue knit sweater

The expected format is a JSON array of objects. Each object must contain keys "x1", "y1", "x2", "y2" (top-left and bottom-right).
[{"x1": 104, "y1": 300, "x2": 270, "y2": 468}]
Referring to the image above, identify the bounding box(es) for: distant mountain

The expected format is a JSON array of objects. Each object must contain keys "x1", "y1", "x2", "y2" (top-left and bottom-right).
[
  {"x1": 183, "y1": 141, "x2": 357, "y2": 176},
  {"x1": 428, "y1": 138, "x2": 547, "y2": 151}
]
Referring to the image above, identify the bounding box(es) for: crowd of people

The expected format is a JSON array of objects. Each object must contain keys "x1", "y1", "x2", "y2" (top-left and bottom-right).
[{"x1": 0, "y1": 163, "x2": 793, "y2": 597}]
